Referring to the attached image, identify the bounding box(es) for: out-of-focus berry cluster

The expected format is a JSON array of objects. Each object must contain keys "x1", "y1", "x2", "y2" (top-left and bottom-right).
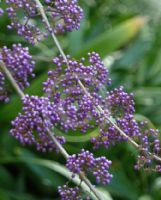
[
  {"x1": 58, "y1": 185, "x2": 90, "y2": 200},
  {"x1": 0, "y1": 44, "x2": 35, "y2": 102},
  {"x1": 4, "y1": 0, "x2": 83, "y2": 44},
  {"x1": 66, "y1": 149, "x2": 113, "y2": 185},
  {"x1": 10, "y1": 95, "x2": 65, "y2": 152}
]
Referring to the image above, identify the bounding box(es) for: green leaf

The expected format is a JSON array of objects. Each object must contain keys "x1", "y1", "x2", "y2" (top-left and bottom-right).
[
  {"x1": 16, "y1": 149, "x2": 65, "y2": 189},
  {"x1": 0, "y1": 156, "x2": 112, "y2": 200},
  {"x1": 0, "y1": 188, "x2": 39, "y2": 200},
  {"x1": 134, "y1": 87, "x2": 161, "y2": 106},
  {"x1": 0, "y1": 190, "x2": 10, "y2": 200},
  {"x1": 134, "y1": 114, "x2": 156, "y2": 129},
  {"x1": 0, "y1": 166, "x2": 15, "y2": 190},
  {"x1": 138, "y1": 195, "x2": 152, "y2": 200},
  {"x1": 54, "y1": 127, "x2": 99, "y2": 143},
  {"x1": 76, "y1": 16, "x2": 147, "y2": 58},
  {"x1": 107, "y1": 170, "x2": 139, "y2": 200}
]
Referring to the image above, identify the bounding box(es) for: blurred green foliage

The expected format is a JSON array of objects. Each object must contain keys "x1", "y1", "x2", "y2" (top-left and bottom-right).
[{"x1": 0, "y1": 0, "x2": 161, "y2": 199}]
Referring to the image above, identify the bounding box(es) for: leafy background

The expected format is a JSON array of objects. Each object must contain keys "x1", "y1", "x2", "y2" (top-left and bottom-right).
[{"x1": 0, "y1": 0, "x2": 161, "y2": 199}]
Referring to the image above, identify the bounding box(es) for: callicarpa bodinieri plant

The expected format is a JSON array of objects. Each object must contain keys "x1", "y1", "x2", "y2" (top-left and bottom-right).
[{"x1": 0, "y1": 0, "x2": 161, "y2": 200}]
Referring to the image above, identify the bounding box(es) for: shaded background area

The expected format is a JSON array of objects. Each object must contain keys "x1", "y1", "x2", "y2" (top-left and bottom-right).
[{"x1": 0, "y1": 0, "x2": 161, "y2": 199}]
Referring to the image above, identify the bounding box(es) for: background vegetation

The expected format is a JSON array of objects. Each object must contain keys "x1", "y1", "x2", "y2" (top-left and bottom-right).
[{"x1": 0, "y1": 0, "x2": 161, "y2": 199}]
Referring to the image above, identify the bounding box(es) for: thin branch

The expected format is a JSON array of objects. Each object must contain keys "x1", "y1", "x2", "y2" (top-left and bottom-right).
[
  {"x1": 0, "y1": 61, "x2": 24, "y2": 98},
  {"x1": 34, "y1": 0, "x2": 67, "y2": 62},
  {"x1": 47, "y1": 127, "x2": 69, "y2": 159},
  {"x1": 34, "y1": 0, "x2": 161, "y2": 164},
  {"x1": 47, "y1": 127, "x2": 102, "y2": 200}
]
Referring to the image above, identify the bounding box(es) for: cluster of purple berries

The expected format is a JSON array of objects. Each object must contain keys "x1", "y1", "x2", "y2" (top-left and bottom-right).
[
  {"x1": 106, "y1": 86, "x2": 135, "y2": 117},
  {"x1": 4, "y1": 0, "x2": 83, "y2": 44},
  {"x1": 135, "y1": 122, "x2": 161, "y2": 171},
  {"x1": 10, "y1": 95, "x2": 65, "y2": 152},
  {"x1": 46, "y1": 0, "x2": 84, "y2": 33},
  {"x1": 58, "y1": 185, "x2": 90, "y2": 200},
  {"x1": 66, "y1": 149, "x2": 113, "y2": 185},
  {"x1": 43, "y1": 52, "x2": 110, "y2": 133},
  {"x1": 91, "y1": 86, "x2": 139, "y2": 149},
  {"x1": 42, "y1": 54, "x2": 140, "y2": 148},
  {"x1": 0, "y1": 44, "x2": 35, "y2": 102},
  {"x1": 42, "y1": 52, "x2": 161, "y2": 171}
]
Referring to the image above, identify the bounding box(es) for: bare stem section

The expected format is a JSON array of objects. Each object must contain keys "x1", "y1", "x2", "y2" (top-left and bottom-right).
[{"x1": 34, "y1": 0, "x2": 161, "y2": 164}]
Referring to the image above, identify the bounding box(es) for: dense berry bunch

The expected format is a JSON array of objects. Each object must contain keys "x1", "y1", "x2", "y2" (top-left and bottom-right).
[
  {"x1": 44, "y1": 52, "x2": 110, "y2": 96},
  {"x1": 10, "y1": 95, "x2": 65, "y2": 152},
  {"x1": 91, "y1": 87, "x2": 138, "y2": 149},
  {"x1": 117, "y1": 114, "x2": 140, "y2": 138},
  {"x1": 58, "y1": 184, "x2": 91, "y2": 200},
  {"x1": 93, "y1": 157, "x2": 113, "y2": 184},
  {"x1": 43, "y1": 52, "x2": 110, "y2": 132},
  {"x1": 0, "y1": 44, "x2": 35, "y2": 102},
  {"x1": 135, "y1": 122, "x2": 161, "y2": 171},
  {"x1": 91, "y1": 116, "x2": 140, "y2": 149},
  {"x1": 106, "y1": 86, "x2": 135, "y2": 117},
  {"x1": 5, "y1": 0, "x2": 41, "y2": 44},
  {"x1": 46, "y1": 0, "x2": 83, "y2": 34},
  {"x1": 66, "y1": 149, "x2": 95, "y2": 174},
  {"x1": 4, "y1": 0, "x2": 83, "y2": 44},
  {"x1": 66, "y1": 149, "x2": 112, "y2": 185},
  {"x1": 58, "y1": 185, "x2": 82, "y2": 200}
]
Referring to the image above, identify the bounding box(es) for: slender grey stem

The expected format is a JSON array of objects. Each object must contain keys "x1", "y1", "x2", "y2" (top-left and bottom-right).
[
  {"x1": 0, "y1": 61, "x2": 24, "y2": 98},
  {"x1": 152, "y1": 154, "x2": 161, "y2": 163},
  {"x1": 47, "y1": 128, "x2": 69, "y2": 159},
  {"x1": 34, "y1": 0, "x2": 161, "y2": 164},
  {"x1": 34, "y1": 0, "x2": 67, "y2": 62}
]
